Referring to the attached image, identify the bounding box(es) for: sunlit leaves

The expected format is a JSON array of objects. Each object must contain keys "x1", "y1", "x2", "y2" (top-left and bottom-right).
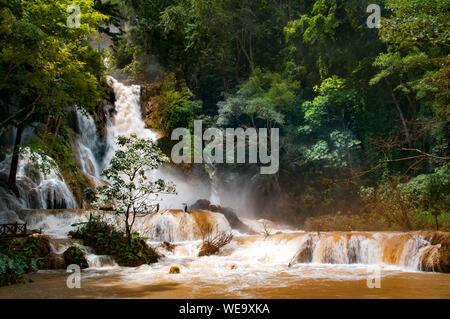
[{"x1": 92, "y1": 134, "x2": 176, "y2": 214}]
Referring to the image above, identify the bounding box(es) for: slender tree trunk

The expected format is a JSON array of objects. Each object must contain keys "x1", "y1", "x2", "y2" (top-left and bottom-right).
[
  {"x1": 125, "y1": 207, "x2": 131, "y2": 246},
  {"x1": 48, "y1": 115, "x2": 62, "y2": 150},
  {"x1": 8, "y1": 124, "x2": 23, "y2": 197},
  {"x1": 385, "y1": 78, "x2": 411, "y2": 146},
  {"x1": 248, "y1": 30, "x2": 254, "y2": 72}
]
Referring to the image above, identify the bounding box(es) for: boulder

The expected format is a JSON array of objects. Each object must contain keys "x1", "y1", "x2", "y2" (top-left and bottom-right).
[
  {"x1": 169, "y1": 266, "x2": 180, "y2": 274},
  {"x1": 189, "y1": 199, "x2": 211, "y2": 210},
  {"x1": 63, "y1": 246, "x2": 89, "y2": 269},
  {"x1": 32, "y1": 234, "x2": 51, "y2": 257},
  {"x1": 189, "y1": 199, "x2": 256, "y2": 235},
  {"x1": 161, "y1": 241, "x2": 176, "y2": 252},
  {"x1": 419, "y1": 231, "x2": 450, "y2": 273}
]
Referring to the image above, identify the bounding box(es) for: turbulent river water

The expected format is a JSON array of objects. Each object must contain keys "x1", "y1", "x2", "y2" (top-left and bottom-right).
[{"x1": 0, "y1": 77, "x2": 449, "y2": 299}]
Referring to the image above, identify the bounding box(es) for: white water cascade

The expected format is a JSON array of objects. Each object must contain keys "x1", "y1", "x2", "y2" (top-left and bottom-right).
[
  {"x1": 104, "y1": 76, "x2": 212, "y2": 209},
  {"x1": 75, "y1": 109, "x2": 103, "y2": 178},
  {"x1": 0, "y1": 149, "x2": 77, "y2": 218}
]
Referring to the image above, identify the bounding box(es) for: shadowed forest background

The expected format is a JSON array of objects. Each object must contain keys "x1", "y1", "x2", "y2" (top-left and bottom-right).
[{"x1": 1, "y1": 0, "x2": 449, "y2": 231}]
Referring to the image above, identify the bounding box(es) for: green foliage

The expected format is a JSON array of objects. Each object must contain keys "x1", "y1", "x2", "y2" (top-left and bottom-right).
[
  {"x1": 359, "y1": 174, "x2": 450, "y2": 231},
  {"x1": 0, "y1": 235, "x2": 47, "y2": 286},
  {"x1": 404, "y1": 164, "x2": 450, "y2": 212},
  {"x1": 141, "y1": 74, "x2": 201, "y2": 135},
  {"x1": 0, "y1": 0, "x2": 108, "y2": 136},
  {"x1": 63, "y1": 246, "x2": 88, "y2": 269},
  {"x1": 218, "y1": 69, "x2": 295, "y2": 128},
  {"x1": 160, "y1": 74, "x2": 202, "y2": 133},
  {"x1": 381, "y1": 0, "x2": 449, "y2": 48},
  {"x1": 71, "y1": 215, "x2": 159, "y2": 267},
  {"x1": 297, "y1": 76, "x2": 362, "y2": 169}
]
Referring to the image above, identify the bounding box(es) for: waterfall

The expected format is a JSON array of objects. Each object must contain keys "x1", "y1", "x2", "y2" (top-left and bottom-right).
[
  {"x1": 285, "y1": 231, "x2": 443, "y2": 271},
  {"x1": 18, "y1": 209, "x2": 232, "y2": 241},
  {"x1": 16, "y1": 208, "x2": 447, "y2": 273},
  {"x1": 0, "y1": 149, "x2": 77, "y2": 215},
  {"x1": 75, "y1": 108, "x2": 103, "y2": 178},
  {"x1": 104, "y1": 76, "x2": 212, "y2": 209}
]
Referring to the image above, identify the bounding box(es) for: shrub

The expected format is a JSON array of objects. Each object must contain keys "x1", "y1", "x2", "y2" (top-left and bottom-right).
[
  {"x1": 71, "y1": 215, "x2": 159, "y2": 267},
  {"x1": 0, "y1": 235, "x2": 48, "y2": 286},
  {"x1": 63, "y1": 246, "x2": 88, "y2": 269},
  {"x1": 198, "y1": 224, "x2": 233, "y2": 257}
]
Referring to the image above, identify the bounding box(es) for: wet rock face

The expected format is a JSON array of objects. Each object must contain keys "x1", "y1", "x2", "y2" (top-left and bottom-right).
[
  {"x1": 419, "y1": 231, "x2": 450, "y2": 273},
  {"x1": 140, "y1": 82, "x2": 167, "y2": 133},
  {"x1": 189, "y1": 199, "x2": 256, "y2": 235},
  {"x1": 34, "y1": 234, "x2": 51, "y2": 257},
  {"x1": 41, "y1": 253, "x2": 66, "y2": 270},
  {"x1": 289, "y1": 235, "x2": 316, "y2": 265}
]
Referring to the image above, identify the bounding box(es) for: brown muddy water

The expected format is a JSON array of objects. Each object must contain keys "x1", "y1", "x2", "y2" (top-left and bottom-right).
[{"x1": 0, "y1": 267, "x2": 449, "y2": 299}]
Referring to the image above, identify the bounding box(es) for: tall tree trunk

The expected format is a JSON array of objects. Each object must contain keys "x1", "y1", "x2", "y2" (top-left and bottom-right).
[
  {"x1": 125, "y1": 207, "x2": 132, "y2": 246},
  {"x1": 8, "y1": 124, "x2": 23, "y2": 197},
  {"x1": 385, "y1": 78, "x2": 411, "y2": 146}
]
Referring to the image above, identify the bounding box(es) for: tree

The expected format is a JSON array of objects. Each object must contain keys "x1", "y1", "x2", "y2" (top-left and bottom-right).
[
  {"x1": 92, "y1": 135, "x2": 176, "y2": 244},
  {"x1": 0, "y1": 0, "x2": 107, "y2": 196},
  {"x1": 217, "y1": 68, "x2": 293, "y2": 129},
  {"x1": 298, "y1": 76, "x2": 362, "y2": 171}
]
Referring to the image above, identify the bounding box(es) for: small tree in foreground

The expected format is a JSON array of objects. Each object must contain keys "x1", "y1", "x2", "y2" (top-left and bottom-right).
[{"x1": 92, "y1": 134, "x2": 176, "y2": 244}]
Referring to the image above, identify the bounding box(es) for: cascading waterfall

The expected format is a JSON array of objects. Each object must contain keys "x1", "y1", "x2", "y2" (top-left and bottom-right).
[
  {"x1": 75, "y1": 108, "x2": 104, "y2": 178},
  {"x1": 18, "y1": 209, "x2": 232, "y2": 242},
  {"x1": 0, "y1": 148, "x2": 77, "y2": 214},
  {"x1": 285, "y1": 231, "x2": 443, "y2": 271},
  {"x1": 104, "y1": 76, "x2": 212, "y2": 209},
  {"x1": 16, "y1": 207, "x2": 447, "y2": 273}
]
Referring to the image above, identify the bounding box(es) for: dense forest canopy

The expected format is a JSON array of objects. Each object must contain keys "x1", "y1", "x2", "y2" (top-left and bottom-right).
[{"x1": 0, "y1": 0, "x2": 449, "y2": 230}]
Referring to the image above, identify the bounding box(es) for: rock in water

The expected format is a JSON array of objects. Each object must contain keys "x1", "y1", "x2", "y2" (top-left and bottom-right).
[
  {"x1": 189, "y1": 199, "x2": 256, "y2": 235},
  {"x1": 63, "y1": 246, "x2": 89, "y2": 269},
  {"x1": 419, "y1": 231, "x2": 450, "y2": 273},
  {"x1": 169, "y1": 266, "x2": 180, "y2": 274},
  {"x1": 189, "y1": 199, "x2": 211, "y2": 210}
]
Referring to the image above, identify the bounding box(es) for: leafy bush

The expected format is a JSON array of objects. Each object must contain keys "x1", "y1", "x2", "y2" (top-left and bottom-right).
[
  {"x1": 63, "y1": 246, "x2": 88, "y2": 269},
  {"x1": 0, "y1": 235, "x2": 48, "y2": 286},
  {"x1": 141, "y1": 73, "x2": 201, "y2": 136},
  {"x1": 71, "y1": 215, "x2": 159, "y2": 267}
]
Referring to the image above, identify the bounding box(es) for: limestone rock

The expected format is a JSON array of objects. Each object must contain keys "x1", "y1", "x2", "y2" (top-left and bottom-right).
[{"x1": 169, "y1": 266, "x2": 180, "y2": 274}]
